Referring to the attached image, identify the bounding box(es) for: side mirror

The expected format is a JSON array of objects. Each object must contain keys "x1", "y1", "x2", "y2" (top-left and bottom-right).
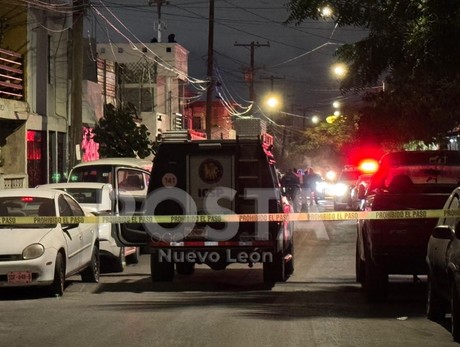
[{"x1": 432, "y1": 225, "x2": 454, "y2": 240}]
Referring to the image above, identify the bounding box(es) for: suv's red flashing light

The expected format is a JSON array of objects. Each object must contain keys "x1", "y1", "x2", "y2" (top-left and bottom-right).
[{"x1": 359, "y1": 159, "x2": 379, "y2": 174}]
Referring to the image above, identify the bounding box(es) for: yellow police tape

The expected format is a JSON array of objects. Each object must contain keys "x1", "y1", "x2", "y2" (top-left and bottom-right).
[{"x1": 1, "y1": 209, "x2": 459, "y2": 225}]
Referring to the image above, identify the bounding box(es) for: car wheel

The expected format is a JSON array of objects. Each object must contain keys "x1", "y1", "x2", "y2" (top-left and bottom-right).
[
  {"x1": 263, "y1": 251, "x2": 286, "y2": 283},
  {"x1": 426, "y1": 271, "x2": 447, "y2": 321},
  {"x1": 285, "y1": 238, "x2": 294, "y2": 276},
  {"x1": 49, "y1": 252, "x2": 65, "y2": 296},
  {"x1": 112, "y1": 248, "x2": 126, "y2": 273},
  {"x1": 363, "y1": 242, "x2": 388, "y2": 302},
  {"x1": 452, "y1": 280, "x2": 460, "y2": 342},
  {"x1": 81, "y1": 246, "x2": 100, "y2": 283},
  {"x1": 333, "y1": 202, "x2": 345, "y2": 211},
  {"x1": 151, "y1": 252, "x2": 174, "y2": 282},
  {"x1": 355, "y1": 240, "x2": 365, "y2": 283},
  {"x1": 176, "y1": 262, "x2": 195, "y2": 275},
  {"x1": 126, "y1": 247, "x2": 140, "y2": 265}
]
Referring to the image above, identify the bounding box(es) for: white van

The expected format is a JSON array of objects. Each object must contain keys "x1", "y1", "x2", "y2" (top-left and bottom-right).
[
  {"x1": 68, "y1": 158, "x2": 152, "y2": 189},
  {"x1": 68, "y1": 158, "x2": 153, "y2": 251}
]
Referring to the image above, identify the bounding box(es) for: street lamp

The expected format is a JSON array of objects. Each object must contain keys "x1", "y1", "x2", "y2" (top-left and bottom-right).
[
  {"x1": 331, "y1": 63, "x2": 348, "y2": 79},
  {"x1": 320, "y1": 5, "x2": 333, "y2": 18},
  {"x1": 263, "y1": 93, "x2": 282, "y2": 112},
  {"x1": 267, "y1": 96, "x2": 279, "y2": 109}
]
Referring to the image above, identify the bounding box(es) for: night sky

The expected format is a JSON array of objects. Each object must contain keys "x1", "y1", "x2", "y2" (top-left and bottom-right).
[{"x1": 90, "y1": 0, "x2": 366, "y2": 120}]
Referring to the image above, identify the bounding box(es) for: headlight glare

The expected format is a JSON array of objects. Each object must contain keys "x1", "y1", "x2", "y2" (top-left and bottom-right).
[{"x1": 333, "y1": 183, "x2": 348, "y2": 196}]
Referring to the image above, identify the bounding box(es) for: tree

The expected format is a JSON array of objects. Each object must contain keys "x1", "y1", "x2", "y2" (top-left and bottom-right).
[
  {"x1": 276, "y1": 113, "x2": 359, "y2": 170},
  {"x1": 285, "y1": 0, "x2": 460, "y2": 146},
  {"x1": 93, "y1": 103, "x2": 154, "y2": 158}
]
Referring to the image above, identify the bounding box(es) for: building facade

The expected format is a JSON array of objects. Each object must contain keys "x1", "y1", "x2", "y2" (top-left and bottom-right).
[
  {"x1": 96, "y1": 42, "x2": 189, "y2": 145},
  {"x1": 0, "y1": 3, "x2": 236, "y2": 189},
  {"x1": 0, "y1": 2, "x2": 74, "y2": 188}
]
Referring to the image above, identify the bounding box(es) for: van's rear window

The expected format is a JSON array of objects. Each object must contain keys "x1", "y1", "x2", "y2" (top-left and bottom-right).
[{"x1": 69, "y1": 165, "x2": 112, "y2": 184}]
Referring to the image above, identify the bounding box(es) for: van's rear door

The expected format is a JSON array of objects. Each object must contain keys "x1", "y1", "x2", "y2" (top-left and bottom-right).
[
  {"x1": 114, "y1": 167, "x2": 151, "y2": 246},
  {"x1": 188, "y1": 154, "x2": 235, "y2": 214}
]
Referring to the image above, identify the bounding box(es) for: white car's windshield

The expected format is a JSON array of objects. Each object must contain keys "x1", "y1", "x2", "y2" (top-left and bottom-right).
[
  {"x1": 58, "y1": 188, "x2": 101, "y2": 204},
  {"x1": 0, "y1": 197, "x2": 56, "y2": 228}
]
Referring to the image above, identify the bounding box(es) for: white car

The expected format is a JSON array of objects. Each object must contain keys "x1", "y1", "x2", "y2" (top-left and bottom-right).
[
  {"x1": 37, "y1": 182, "x2": 139, "y2": 272},
  {"x1": 0, "y1": 188, "x2": 100, "y2": 296}
]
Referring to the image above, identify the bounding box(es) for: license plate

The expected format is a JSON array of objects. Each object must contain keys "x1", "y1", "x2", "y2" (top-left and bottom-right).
[
  {"x1": 185, "y1": 227, "x2": 206, "y2": 239},
  {"x1": 8, "y1": 271, "x2": 32, "y2": 284}
]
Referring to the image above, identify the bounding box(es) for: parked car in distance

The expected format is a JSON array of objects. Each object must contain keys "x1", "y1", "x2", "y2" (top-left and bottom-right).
[
  {"x1": 0, "y1": 188, "x2": 100, "y2": 296},
  {"x1": 314, "y1": 175, "x2": 328, "y2": 200},
  {"x1": 37, "y1": 182, "x2": 140, "y2": 272},
  {"x1": 333, "y1": 166, "x2": 362, "y2": 210},
  {"x1": 349, "y1": 174, "x2": 373, "y2": 210},
  {"x1": 426, "y1": 186, "x2": 460, "y2": 342}
]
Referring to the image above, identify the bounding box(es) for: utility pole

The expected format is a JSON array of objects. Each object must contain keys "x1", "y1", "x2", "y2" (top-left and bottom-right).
[
  {"x1": 148, "y1": 0, "x2": 168, "y2": 42},
  {"x1": 70, "y1": 0, "x2": 86, "y2": 167},
  {"x1": 280, "y1": 125, "x2": 287, "y2": 164},
  {"x1": 261, "y1": 74, "x2": 284, "y2": 92},
  {"x1": 296, "y1": 106, "x2": 310, "y2": 129},
  {"x1": 205, "y1": 0, "x2": 214, "y2": 139},
  {"x1": 234, "y1": 41, "x2": 269, "y2": 102}
]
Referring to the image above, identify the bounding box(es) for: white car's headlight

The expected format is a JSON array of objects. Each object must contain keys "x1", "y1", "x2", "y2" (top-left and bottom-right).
[
  {"x1": 23, "y1": 243, "x2": 45, "y2": 260},
  {"x1": 333, "y1": 183, "x2": 348, "y2": 197},
  {"x1": 316, "y1": 181, "x2": 326, "y2": 192}
]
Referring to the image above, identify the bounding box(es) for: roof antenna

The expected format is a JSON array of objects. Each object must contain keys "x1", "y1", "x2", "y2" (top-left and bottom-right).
[{"x1": 148, "y1": 0, "x2": 169, "y2": 43}]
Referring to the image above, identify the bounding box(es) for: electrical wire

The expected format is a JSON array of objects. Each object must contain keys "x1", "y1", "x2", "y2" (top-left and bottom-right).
[{"x1": 91, "y1": 0, "x2": 210, "y2": 88}]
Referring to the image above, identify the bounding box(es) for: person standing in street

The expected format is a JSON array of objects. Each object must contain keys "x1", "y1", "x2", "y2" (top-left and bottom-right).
[
  {"x1": 281, "y1": 169, "x2": 302, "y2": 212},
  {"x1": 303, "y1": 167, "x2": 320, "y2": 206}
]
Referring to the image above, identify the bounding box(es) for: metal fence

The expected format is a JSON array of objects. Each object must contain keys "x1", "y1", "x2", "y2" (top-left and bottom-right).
[{"x1": 0, "y1": 48, "x2": 24, "y2": 100}]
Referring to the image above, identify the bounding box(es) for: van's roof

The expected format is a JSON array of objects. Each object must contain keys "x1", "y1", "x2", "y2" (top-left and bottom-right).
[
  {"x1": 37, "y1": 182, "x2": 113, "y2": 190},
  {"x1": 71, "y1": 158, "x2": 152, "y2": 170}
]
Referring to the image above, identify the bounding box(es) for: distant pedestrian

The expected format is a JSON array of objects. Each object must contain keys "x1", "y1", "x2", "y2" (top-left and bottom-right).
[
  {"x1": 281, "y1": 168, "x2": 300, "y2": 187},
  {"x1": 303, "y1": 167, "x2": 321, "y2": 206},
  {"x1": 281, "y1": 169, "x2": 302, "y2": 212}
]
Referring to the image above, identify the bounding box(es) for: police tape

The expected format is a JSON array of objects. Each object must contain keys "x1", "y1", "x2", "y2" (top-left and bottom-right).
[{"x1": 0, "y1": 209, "x2": 459, "y2": 225}]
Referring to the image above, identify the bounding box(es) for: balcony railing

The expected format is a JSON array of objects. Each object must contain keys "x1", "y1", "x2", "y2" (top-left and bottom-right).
[{"x1": 0, "y1": 48, "x2": 24, "y2": 100}]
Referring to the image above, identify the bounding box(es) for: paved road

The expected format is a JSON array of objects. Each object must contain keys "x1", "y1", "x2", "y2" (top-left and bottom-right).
[{"x1": 0, "y1": 201, "x2": 456, "y2": 346}]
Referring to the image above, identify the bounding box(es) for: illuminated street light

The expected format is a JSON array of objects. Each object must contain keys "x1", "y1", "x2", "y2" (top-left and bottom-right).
[
  {"x1": 311, "y1": 115, "x2": 320, "y2": 124},
  {"x1": 331, "y1": 63, "x2": 348, "y2": 79},
  {"x1": 333, "y1": 101, "x2": 340, "y2": 109},
  {"x1": 267, "y1": 96, "x2": 279, "y2": 109},
  {"x1": 263, "y1": 92, "x2": 282, "y2": 111},
  {"x1": 334, "y1": 110, "x2": 341, "y2": 116},
  {"x1": 320, "y1": 6, "x2": 333, "y2": 18}
]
